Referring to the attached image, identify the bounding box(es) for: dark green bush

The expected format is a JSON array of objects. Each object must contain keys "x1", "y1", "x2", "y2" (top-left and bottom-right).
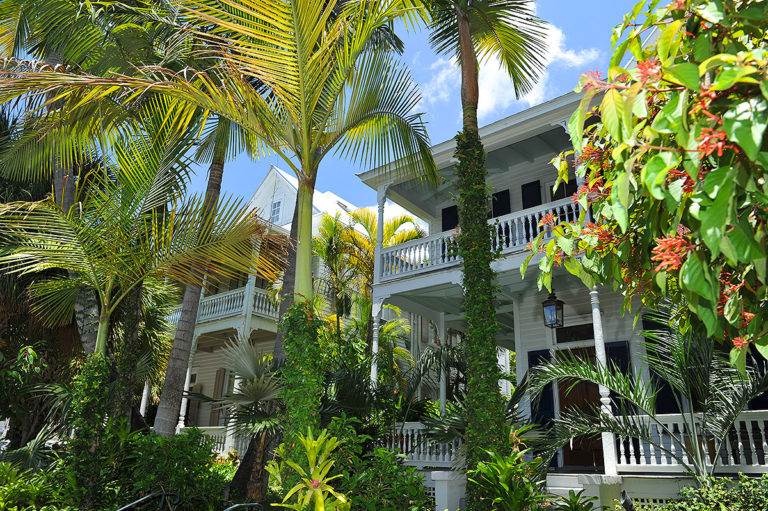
[
  {"x1": 327, "y1": 416, "x2": 433, "y2": 511},
  {"x1": 652, "y1": 474, "x2": 768, "y2": 511}
]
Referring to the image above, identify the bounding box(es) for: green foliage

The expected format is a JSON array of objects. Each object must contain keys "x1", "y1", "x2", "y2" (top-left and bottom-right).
[
  {"x1": 554, "y1": 489, "x2": 601, "y2": 511},
  {"x1": 326, "y1": 416, "x2": 432, "y2": 511},
  {"x1": 454, "y1": 129, "x2": 507, "y2": 505},
  {"x1": 0, "y1": 462, "x2": 66, "y2": 511},
  {"x1": 466, "y1": 448, "x2": 549, "y2": 511},
  {"x1": 651, "y1": 474, "x2": 768, "y2": 511},
  {"x1": 280, "y1": 303, "x2": 325, "y2": 468},
  {"x1": 525, "y1": 0, "x2": 768, "y2": 367},
  {"x1": 266, "y1": 428, "x2": 350, "y2": 511}
]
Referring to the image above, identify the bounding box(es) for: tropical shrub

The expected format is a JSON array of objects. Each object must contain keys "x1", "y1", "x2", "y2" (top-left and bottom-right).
[
  {"x1": 554, "y1": 489, "x2": 600, "y2": 511},
  {"x1": 525, "y1": 0, "x2": 768, "y2": 369},
  {"x1": 466, "y1": 448, "x2": 549, "y2": 511},
  {"x1": 266, "y1": 429, "x2": 350, "y2": 511},
  {"x1": 327, "y1": 417, "x2": 433, "y2": 511},
  {"x1": 651, "y1": 474, "x2": 768, "y2": 511},
  {"x1": 0, "y1": 462, "x2": 63, "y2": 511}
]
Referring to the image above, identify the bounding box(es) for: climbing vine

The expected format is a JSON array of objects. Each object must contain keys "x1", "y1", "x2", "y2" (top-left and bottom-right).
[
  {"x1": 280, "y1": 302, "x2": 324, "y2": 469},
  {"x1": 454, "y1": 129, "x2": 507, "y2": 508}
]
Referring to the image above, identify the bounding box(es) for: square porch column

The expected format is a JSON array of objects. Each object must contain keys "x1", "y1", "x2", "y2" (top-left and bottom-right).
[
  {"x1": 590, "y1": 286, "x2": 618, "y2": 476},
  {"x1": 176, "y1": 334, "x2": 200, "y2": 433}
]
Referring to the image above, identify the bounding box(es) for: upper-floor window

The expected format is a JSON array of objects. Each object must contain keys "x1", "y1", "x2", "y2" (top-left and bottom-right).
[{"x1": 270, "y1": 200, "x2": 281, "y2": 224}]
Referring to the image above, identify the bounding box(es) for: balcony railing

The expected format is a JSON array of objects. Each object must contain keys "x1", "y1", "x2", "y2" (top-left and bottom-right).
[
  {"x1": 381, "y1": 422, "x2": 460, "y2": 469},
  {"x1": 616, "y1": 411, "x2": 768, "y2": 473},
  {"x1": 167, "y1": 286, "x2": 279, "y2": 327},
  {"x1": 380, "y1": 198, "x2": 582, "y2": 280},
  {"x1": 183, "y1": 426, "x2": 250, "y2": 456}
]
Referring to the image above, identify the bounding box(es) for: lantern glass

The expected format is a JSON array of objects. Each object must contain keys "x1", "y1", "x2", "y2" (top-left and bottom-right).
[{"x1": 542, "y1": 292, "x2": 564, "y2": 328}]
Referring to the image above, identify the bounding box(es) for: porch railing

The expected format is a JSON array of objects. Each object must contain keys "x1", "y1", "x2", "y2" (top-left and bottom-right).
[
  {"x1": 381, "y1": 422, "x2": 460, "y2": 469},
  {"x1": 166, "y1": 286, "x2": 279, "y2": 327},
  {"x1": 186, "y1": 426, "x2": 251, "y2": 457},
  {"x1": 616, "y1": 411, "x2": 768, "y2": 473},
  {"x1": 380, "y1": 198, "x2": 582, "y2": 280},
  {"x1": 253, "y1": 288, "x2": 278, "y2": 319}
]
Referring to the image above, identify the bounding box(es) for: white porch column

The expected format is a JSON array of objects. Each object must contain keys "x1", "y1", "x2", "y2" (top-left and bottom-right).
[
  {"x1": 241, "y1": 274, "x2": 256, "y2": 339},
  {"x1": 176, "y1": 334, "x2": 200, "y2": 433},
  {"x1": 370, "y1": 299, "x2": 384, "y2": 386},
  {"x1": 224, "y1": 375, "x2": 242, "y2": 453},
  {"x1": 590, "y1": 286, "x2": 618, "y2": 476},
  {"x1": 438, "y1": 314, "x2": 447, "y2": 416},
  {"x1": 139, "y1": 379, "x2": 151, "y2": 416},
  {"x1": 373, "y1": 185, "x2": 388, "y2": 285}
]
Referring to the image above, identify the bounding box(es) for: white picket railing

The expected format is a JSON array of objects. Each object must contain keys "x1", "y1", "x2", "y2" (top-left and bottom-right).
[
  {"x1": 253, "y1": 288, "x2": 278, "y2": 319},
  {"x1": 381, "y1": 422, "x2": 460, "y2": 469},
  {"x1": 197, "y1": 288, "x2": 246, "y2": 323},
  {"x1": 380, "y1": 198, "x2": 582, "y2": 280},
  {"x1": 616, "y1": 411, "x2": 768, "y2": 473},
  {"x1": 184, "y1": 426, "x2": 251, "y2": 457}
]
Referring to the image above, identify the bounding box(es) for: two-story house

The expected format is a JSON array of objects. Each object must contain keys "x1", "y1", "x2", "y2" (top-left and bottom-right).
[{"x1": 359, "y1": 91, "x2": 768, "y2": 510}]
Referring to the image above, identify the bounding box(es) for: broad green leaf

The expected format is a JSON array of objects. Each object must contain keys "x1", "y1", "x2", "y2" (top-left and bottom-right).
[
  {"x1": 701, "y1": 182, "x2": 732, "y2": 256},
  {"x1": 730, "y1": 346, "x2": 747, "y2": 374},
  {"x1": 600, "y1": 89, "x2": 624, "y2": 141},
  {"x1": 657, "y1": 20, "x2": 683, "y2": 62},
  {"x1": 694, "y1": 0, "x2": 725, "y2": 23},
  {"x1": 711, "y1": 65, "x2": 759, "y2": 91},
  {"x1": 681, "y1": 252, "x2": 715, "y2": 302},
  {"x1": 651, "y1": 91, "x2": 684, "y2": 134},
  {"x1": 563, "y1": 256, "x2": 581, "y2": 277},
  {"x1": 557, "y1": 237, "x2": 574, "y2": 255},
  {"x1": 727, "y1": 225, "x2": 764, "y2": 262},
  {"x1": 722, "y1": 97, "x2": 768, "y2": 161},
  {"x1": 693, "y1": 32, "x2": 712, "y2": 61},
  {"x1": 755, "y1": 337, "x2": 768, "y2": 361},
  {"x1": 612, "y1": 171, "x2": 630, "y2": 232},
  {"x1": 641, "y1": 151, "x2": 679, "y2": 199},
  {"x1": 761, "y1": 81, "x2": 768, "y2": 102},
  {"x1": 664, "y1": 63, "x2": 700, "y2": 91},
  {"x1": 654, "y1": 270, "x2": 667, "y2": 294},
  {"x1": 702, "y1": 166, "x2": 730, "y2": 199}
]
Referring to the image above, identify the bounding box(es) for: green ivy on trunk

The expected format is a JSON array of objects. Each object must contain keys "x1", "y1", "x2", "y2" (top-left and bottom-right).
[{"x1": 454, "y1": 130, "x2": 507, "y2": 508}]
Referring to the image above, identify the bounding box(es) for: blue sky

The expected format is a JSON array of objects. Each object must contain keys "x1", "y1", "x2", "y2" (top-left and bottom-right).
[{"x1": 187, "y1": 0, "x2": 639, "y2": 209}]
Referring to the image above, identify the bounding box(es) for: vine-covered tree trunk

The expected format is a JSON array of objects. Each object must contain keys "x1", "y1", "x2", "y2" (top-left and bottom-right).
[
  {"x1": 455, "y1": 12, "x2": 506, "y2": 511},
  {"x1": 230, "y1": 431, "x2": 270, "y2": 501},
  {"x1": 154, "y1": 152, "x2": 225, "y2": 437},
  {"x1": 272, "y1": 200, "x2": 299, "y2": 361}
]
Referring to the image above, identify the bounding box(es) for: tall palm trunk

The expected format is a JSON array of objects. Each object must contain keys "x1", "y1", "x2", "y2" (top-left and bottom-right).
[
  {"x1": 293, "y1": 178, "x2": 316, "y2": 300},
  {"x1": 455, "y1": 11, "x2": 506, "y2": 510},
  {"x1": 153, "y1": 151, "x2": 225, "y2": 437}
]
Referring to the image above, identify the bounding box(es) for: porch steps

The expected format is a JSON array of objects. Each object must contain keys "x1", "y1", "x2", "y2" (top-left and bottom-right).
[{"x1": 546, "y1": 473, "x2": 583, "y2": 498}]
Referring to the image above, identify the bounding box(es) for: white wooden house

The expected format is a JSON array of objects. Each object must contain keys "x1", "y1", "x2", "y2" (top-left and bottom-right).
[{"x1": 358, "y1": 91, "x2": 768, "y2": 509}]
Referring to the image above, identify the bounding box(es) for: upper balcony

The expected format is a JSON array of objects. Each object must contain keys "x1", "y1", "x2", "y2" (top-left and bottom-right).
[
  {"x1": 166, "y1": 286, "x2": 278, "y2": 327},
  {"x1": 359, "y1": 92, "x2": 584, "y2": 287},
  {"x1": 380, "y1": 197, "x2": 582, "y2": 281}
]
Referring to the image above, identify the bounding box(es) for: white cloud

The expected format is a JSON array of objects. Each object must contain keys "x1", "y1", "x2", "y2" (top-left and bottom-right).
[{"x1": 420, "y1": 23, "x2": 600, "y2": 121}]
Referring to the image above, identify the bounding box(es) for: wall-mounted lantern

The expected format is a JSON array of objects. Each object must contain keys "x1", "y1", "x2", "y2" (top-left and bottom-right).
[{"x1": 542, "y1": 291, "x2": 564, "y2": 329}]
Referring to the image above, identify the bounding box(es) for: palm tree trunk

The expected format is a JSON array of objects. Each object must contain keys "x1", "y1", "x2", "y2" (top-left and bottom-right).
[
  {"x1": 293, "y1": 179, "x2": 315, "y2": 301},
  {"x1": 154, "y1": 152, "x2": 225, "y2": 437},
  {"x1": 272, "y1": 199, "x2": 299, "y2": 361},
  {"x1": 456, "y1": 11, "x2": 506, "y2": 511},
  {"x1": 94, "y1": 310, "x2": 111, "y2": 355}
]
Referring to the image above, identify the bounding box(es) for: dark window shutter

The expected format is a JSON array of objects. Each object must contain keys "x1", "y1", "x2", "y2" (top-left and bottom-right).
[
  {"x1": 492, "y1": 190, "x2": 511, "y2": 217},
  {"x1": 209, "y1": 368, "x2": 226, "y2": 426},
  {"x1": 521, "y1": 181, "x2": 542, "y2": 209},
  {"x1": 528, "y1": 349, "x2": 557, "y2": 467},
  {"x1": 441, "y1": 205, "x2": 459, "y2": 231}
]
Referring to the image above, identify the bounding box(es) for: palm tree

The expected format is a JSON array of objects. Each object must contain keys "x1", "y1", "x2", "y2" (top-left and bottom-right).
[
  {"x1": 0, "y1": 0, "x2": 437, "y2": 304},
  {"x1": 0, "y1": 112, "x2": 283, "y2": 357},
  {"x1": 527, "y1": 313, "x2": 768, "y2": 481},
  {"x1": 313, "y1": 213, "x2": 359, "y2": 331},
  {"x1": 416, "y1": 1, "x2": 546, "y2": 499},
  {"x1": 345, "y1": 208, "x2": 425, "y2": 298}
]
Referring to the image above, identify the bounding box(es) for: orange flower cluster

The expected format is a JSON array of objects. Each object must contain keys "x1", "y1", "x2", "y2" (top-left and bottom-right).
[
  {"x1": 666, "y1": 168, "x2": 698, "y2": 194},
  {"x1": 732, "y1": 337, "x2": 750, "y2": 349},
  {"x1": 582, "y1": 222, "x2": 617, "y2": 251},
  {"x1": 697, "y1": 128, "x2": 738, "y2": 157},
  {"x1": 637, "y1": 57, "x2": 662, "y2": 85},
  {"x1": 575, "y1": 145, "x2": 612, "y2": 169},
  {"x1": 651, "y1": 234, "x2": 694, "y2": 271},
  {"x1": 572, "y1": 177, "x2": 611, "y2": 205}
]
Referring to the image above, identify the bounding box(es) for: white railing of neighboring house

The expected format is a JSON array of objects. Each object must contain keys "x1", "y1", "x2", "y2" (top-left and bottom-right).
[
  {"x1": 380, "y1": 198, "x2": 582, "y2": 280},
  {"x1": 184, "y1": 426, "x2": 251, "y2": 457},
  {"x1": 253, "y1": 287, "x2": 279, "y2": 319},
  {"x1": 197, "y1": 288, "x2": 246, "y2": 323},
  {"x1": 616, "y1": 411, "x2": 768, "y2": 474},
  {"x1": 381, "y1": 422, "x2": 460, "y2": 469}
]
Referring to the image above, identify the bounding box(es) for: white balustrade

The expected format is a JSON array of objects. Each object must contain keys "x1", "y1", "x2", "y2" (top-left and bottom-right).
[
  {"x1": 379, "y1": 198, "x2": 582, "y2": 280},
  {"x1": 252, "y1": 288, "x2": 279, "y2": 319},
  {"x1": 381, "y1": 422, "x2": 460, "y2": 469},
  {"x1": 182, "y1": 426, "x2": 251, "y2": 457},
  {"x1": 197, "y1": 288, "x2": 246, "y2": 323},
  {"x1": 616, "y1": 411, "x2": 768, "y2": 474}
]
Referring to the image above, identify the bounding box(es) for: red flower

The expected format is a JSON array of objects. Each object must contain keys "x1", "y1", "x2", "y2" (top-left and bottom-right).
[
  {"x1": 696, "y1": 128, "x2": 738, "y2": 157},
  {"x1": 739, "y1": 311, "x2": 756, "y2": 328},
  {"x1": 310, "y1": 479, "x2": 321, "y2": 489},
  {"x1": 583, "y1": 68, "x2": 605, "y2": 91},
  {"x1": 637, "y1": 57, "x2": 662, "y2": 84},
  {"x1": 539, "y1": 212, "x2": 556, "y2": 227},
  {"x1": 732, "y1": 337, "x2": 750, "y2": 349},
  {"x1": 651, "y1": 234, "x2": 694, "y2": 271},
  {"x1": 669, "y1": 0, "x2": 687, "y2": 10}
]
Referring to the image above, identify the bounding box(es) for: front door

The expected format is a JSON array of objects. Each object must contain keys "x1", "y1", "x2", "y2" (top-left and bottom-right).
[{"x1": 556, "y1": 347, "x2": 604, "y2": 469}]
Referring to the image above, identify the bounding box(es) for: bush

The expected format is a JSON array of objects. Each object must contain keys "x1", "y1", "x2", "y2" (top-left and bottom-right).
[
  {"x1": 650, "y1": 474, "x2": 768, "y2": 511},
  {"x1": 467, "y1": 448, "x2": 549, "y2": 511},
  {"x1": 327, "y1": 416, "x2": 433, "y2": 511}
]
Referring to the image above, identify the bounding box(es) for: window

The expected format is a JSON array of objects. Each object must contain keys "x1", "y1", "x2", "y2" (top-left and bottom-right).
[
  {"x1": 270, "y1": 200, "x2": 281, "y2": 224},
  {"x1": 550, "y1": 179, "x2": 578, "y2": 201},
  {"x1": 555, "y1": 323, "x2": 594, "y2": 343}
]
